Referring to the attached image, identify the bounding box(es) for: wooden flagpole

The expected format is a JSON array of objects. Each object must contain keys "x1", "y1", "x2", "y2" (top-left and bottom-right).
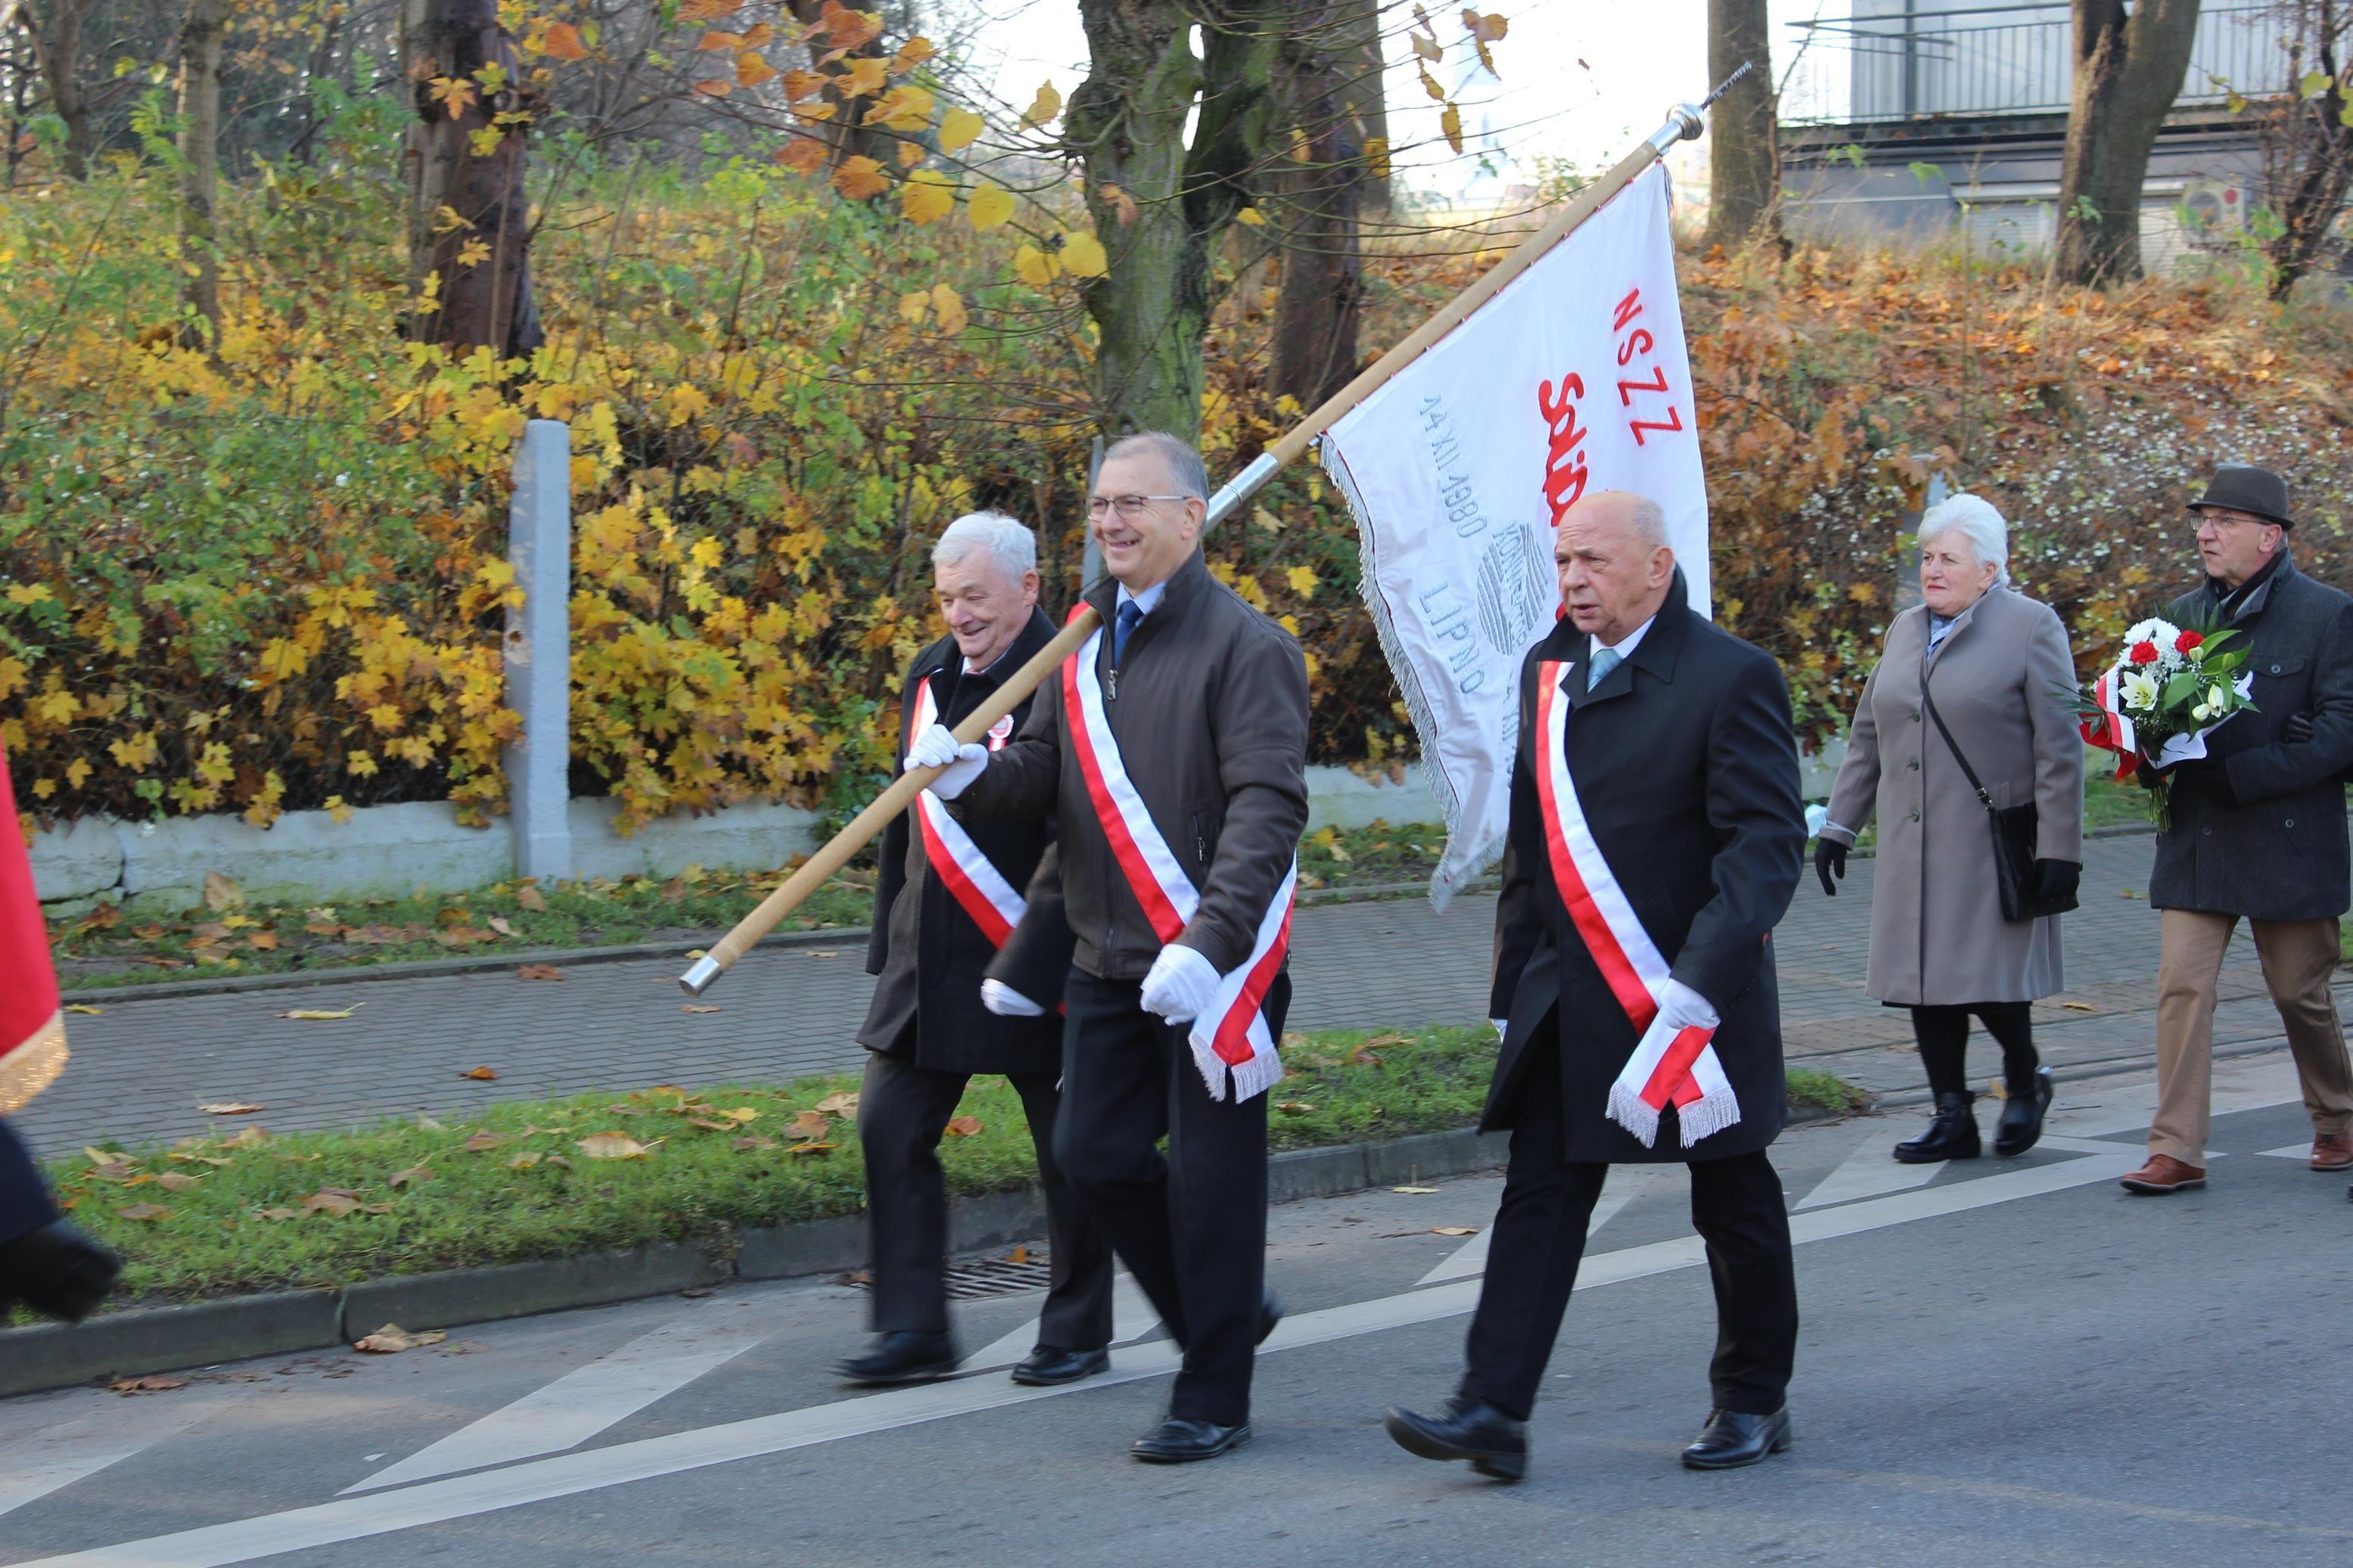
[{"x1": 680, "y1": 97, "x2": 1720, "y2": 995}]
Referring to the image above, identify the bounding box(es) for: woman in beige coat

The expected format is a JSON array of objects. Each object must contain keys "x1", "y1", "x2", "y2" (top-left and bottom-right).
[{"x1": 1815, "y1": 495, "x2": 2084, "y2": 1162}]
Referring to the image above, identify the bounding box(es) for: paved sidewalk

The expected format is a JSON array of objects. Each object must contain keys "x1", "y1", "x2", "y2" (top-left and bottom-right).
[{"x1": 14, "y1": 832, "x2": 2317, "y2": 1157}]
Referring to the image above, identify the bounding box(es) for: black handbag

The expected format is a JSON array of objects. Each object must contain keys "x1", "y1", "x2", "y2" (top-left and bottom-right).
[{"x1": 1920, "y1": 668, "x2": 2078, "y2": 924}]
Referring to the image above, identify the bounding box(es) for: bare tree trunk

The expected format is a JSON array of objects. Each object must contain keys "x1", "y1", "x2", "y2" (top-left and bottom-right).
[
  {"x1": 176, "y1": 0, "x2": 225, "y2": 347},
  {"x1": 1704, "y1": 0, "x2": 1779, "y2": 249},
  {"x1": 2054, "y1": 0, "x2": 2202, "y2": 284},
  {"x1": 1068, "y1": 0, "x2": 1277, "y2": 440},
  {"x1": 1335, "y1": 0, "x2": 1387, "y2": 220},
  {"x1": 1270, "y1": 8, "x2": 1364, "y2": 408},
  {"x1": 39, "y1": 0, "x2": 83, "y2": 178},
  {"x1": 398, "y1": 0, "x2": 542, "y2": 358}
]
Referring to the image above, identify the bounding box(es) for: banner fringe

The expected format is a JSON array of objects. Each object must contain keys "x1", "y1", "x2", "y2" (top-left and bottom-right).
[
  {"x1": 1675, "y1": 1090, "x2": 1742, "y2": 1148},
  {"x1": 1191, "y1": 1034, "x2": 1285, "y2": 1104},
  {"x1": 0, "y1": 1008, "x2": 67, "y2": 1114},
  {"x1": 1606, "y1": 1081, "x2": 1662, "y2": 1149}
]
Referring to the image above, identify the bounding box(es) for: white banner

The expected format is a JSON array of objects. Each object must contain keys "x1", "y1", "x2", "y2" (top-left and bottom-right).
[{"x1": 1320, "y1": 163, "x2": 1708, "y2": 904}]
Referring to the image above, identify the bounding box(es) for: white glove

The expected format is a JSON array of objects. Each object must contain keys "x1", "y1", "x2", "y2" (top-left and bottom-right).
[
  {"x1": 904, "y1": 722, "x2": 988, "y2": 800},
  {"x1": 981, "y1": 978, "x2": 1045, "y2": 1017},
  {"x1": 1656, "y1": 977, "x2": 1720, "y2": 1033},
  {"x1": 1491, "y1": 1018, "x2": 1509, "y2": 1042},
  {"x1": 1139, "y1": 943, "x2": 1222, "y2": 1024}
]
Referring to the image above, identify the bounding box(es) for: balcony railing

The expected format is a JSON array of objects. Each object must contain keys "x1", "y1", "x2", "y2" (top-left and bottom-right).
[{"x1": 1780, "y1": 3, "x2": 2289, "y2": 126}]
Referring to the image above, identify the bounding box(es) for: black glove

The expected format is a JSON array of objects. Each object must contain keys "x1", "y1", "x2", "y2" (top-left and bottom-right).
[
  {"x1": 2034, "y1": 858, "x2": 2081, "y2": 905},
  {"x1": 2286, "y1": 711, "x2": 2316, "y2": 744},
  {"x1": 1814, "y1": 838, "x2": 1846, "y2": 897}
]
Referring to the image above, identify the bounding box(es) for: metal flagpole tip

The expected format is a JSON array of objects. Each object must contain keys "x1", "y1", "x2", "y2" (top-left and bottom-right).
[
  {"x1": 679, "y1": 955, "x2": 723, "y2": 996},
  {"x1": 1647, "y1": 104, "x2": 1706, "y2": 156}
]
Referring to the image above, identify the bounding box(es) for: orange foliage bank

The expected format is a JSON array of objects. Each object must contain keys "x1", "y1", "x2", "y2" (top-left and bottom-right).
[{"x1": 4, "y1": 150, "x2": 2351, "y2": 844}]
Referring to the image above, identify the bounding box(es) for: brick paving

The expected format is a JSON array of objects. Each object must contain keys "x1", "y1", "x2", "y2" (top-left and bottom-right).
[{"x1": 15, "y1": 832, "x2": 2327, "y2": 1157}]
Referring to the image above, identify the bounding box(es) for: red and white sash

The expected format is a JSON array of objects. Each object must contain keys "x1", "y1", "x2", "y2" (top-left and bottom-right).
[
  {"x1": 908, "y1": 675, "x2": 1024, "y2": 948},
  {"x1": 1063, "y1": 619, "x2": 1295, "y2": 1102},
  {"x1": 1533, "y1": 660, "x2": 1740, "y2": 1148}
]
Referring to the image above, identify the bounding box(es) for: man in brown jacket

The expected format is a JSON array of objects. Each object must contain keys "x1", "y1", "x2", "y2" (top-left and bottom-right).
[{"x1": 908, "y1": 430, "x2": 1311, "y2": 1464}]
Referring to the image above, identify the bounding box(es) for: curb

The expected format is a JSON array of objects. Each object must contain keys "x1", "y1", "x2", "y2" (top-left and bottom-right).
[
  {"x1": 0, "y1": 1110, "x2": 1834, "y2": 1400},
  {"x1": 58, "y1": 877, "x2": 1500, "y2": 1005}
]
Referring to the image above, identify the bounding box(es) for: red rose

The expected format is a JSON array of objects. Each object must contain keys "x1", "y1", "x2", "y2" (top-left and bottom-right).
[
  {"x1": 2129, "y1": 641, "x2": 2161, "y2": 665},
  {"x1": 2175, "y1": 629, "x2": 2204, "y2": 654}
]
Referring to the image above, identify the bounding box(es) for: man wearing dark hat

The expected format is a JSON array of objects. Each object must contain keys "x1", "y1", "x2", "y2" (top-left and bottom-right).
[{"x1": 2123, "y1": 464, "x2": 2353, "y2": 1195}]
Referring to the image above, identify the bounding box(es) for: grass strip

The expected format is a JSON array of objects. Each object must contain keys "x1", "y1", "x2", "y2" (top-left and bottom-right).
[
  {"x1": 35, "y1": 1023, "x2": 1860, "y2": 1313},
  {"x1": 46, "y1": 821, "x2": 1459, "y2": 990}
]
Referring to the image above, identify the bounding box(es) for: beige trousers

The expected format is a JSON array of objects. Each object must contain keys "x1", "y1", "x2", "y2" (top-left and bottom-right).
[{"x1": 2151, "y1": 910, "x2": 2353, "y2": 1166}]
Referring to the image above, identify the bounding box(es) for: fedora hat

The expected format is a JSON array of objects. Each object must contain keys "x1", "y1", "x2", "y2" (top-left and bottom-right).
[{"x1": 2187, "y1": 464, "x2": 2295, "y2": 528}]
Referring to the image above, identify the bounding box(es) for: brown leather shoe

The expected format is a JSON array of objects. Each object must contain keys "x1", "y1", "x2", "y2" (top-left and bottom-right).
[
  {"x1": 2120, "y1": 1154, "x2": 2207, "y2": 1194},
  {"x1": 2312, "y1": 1132, "x2": 2353, "y2": 1171}
]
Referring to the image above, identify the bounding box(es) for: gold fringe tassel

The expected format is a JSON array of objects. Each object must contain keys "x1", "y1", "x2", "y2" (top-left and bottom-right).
[{"x1": 0, "y1": 1008, "x2": 67, "y2": 1113}]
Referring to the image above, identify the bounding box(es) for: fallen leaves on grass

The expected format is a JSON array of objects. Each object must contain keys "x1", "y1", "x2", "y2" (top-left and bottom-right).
[
  {"x1": 577, "y1": 1132, "x2": 657, "y2": 1160},
  {"x1": 732, "y1": 1135, "x2": 776, "y2": 1151},
  {"x1": 516, "y1": 884, "x2": 548, "y2": 912},
  {"x1": 389, "y1": 1164, "x2": 434, "y2": 1188},
  {"x1": 787, "y1": 1141, "x2": 836, "y2": 1157},
  {"x1": 157, "y1": 1172, "x2": 203, "y2": 1191},
  {"x1": 516, "y1": 964, "x2": 565, "y2": 981},
  {"x1": 278, "y1": 1005, "x2": 362, "y2": 1021},
  {"x1": 943, "y1": 1116, "x2": 983, "y2": 1138},
  {"x1": 487, "y1": 917, "x2": 517, "y2": 937},
  {"x1": 197, "y1": 1101, "x2": 266, "y2": 1115},
  {"x1": 813, "y1": 1092, "x2": 856, "y2": 1115},
  {"x1": 203, "y1": 871, "x2": 244, "y2": 911},
  {"x1": 225, "y1": 1126, "x2": 271, "y2": 1147},
  {"x1": 301, "y1": 1189, "x2": 365, "y2": 1217},
  {"x1": 1276, "y1": 1101, "x2": 1316, "y2": 1116},
  {"x1": 353, "y1": 1324, "x2": 446, "y2": 1353},
  {"x1": 111, "y1": 1375, "x2": 187, "y2": 1394},
  {"x1": 458, "y1": 1066, "x2": 499, "y2": 1081},
  {"x1": 462, "y1": 1132, "x2": 504, "y2": 1152},
  {"x1": 116, "y1": 1203, "x2": 171, "y2": 1221},
  {"x1": 788, "y1": 1110, "x2": 828, "y2": 1139}
]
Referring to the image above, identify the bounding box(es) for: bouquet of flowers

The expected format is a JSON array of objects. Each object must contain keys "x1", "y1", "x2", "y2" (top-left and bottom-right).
[{"x1": 2075, "y1": 616, "x2": 2258, "y2": 827}]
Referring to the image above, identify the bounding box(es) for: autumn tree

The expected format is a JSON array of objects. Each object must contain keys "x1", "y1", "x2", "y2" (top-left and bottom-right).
[
  {"x1": 1266, "y1": 2, "x2": 1369, "y2": 408},
  {"x1": 1704, "y1": 0, "x2": 1777, "y2": 249},
  {"x1": 177, "y1": 0, "x2": 226, "y2": 344},
  {"x1": 2255, "y1": 0, "x2": 2353, "y2": 300},
  {"x1": 2054, "y1": 0, "x2": 2202, "y2": 283},
  {"x1": 398, "y1": 0, "x2": 541, "y2": 357},
  {"x1": 0, "y1": 0, "x2": 91, "y2": 179}
]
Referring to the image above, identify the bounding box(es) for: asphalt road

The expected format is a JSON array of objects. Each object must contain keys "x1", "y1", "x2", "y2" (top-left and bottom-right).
[{"x1": 3, "y1": 1049, "x2": 2346, "y2": 1567}]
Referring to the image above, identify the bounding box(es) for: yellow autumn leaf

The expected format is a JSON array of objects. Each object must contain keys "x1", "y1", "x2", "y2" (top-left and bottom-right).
[
  {"x1": 1441, "y1": 102, "x2": 1464, "y2": 154},
  {"x1": 1059, "y1": 230, "x2": 1108, "y2": 278},
  {"x1": 736, "y1": 52, "x2": 777, "y2": 90},
  {"x1": 258, "y1": 638, "x2": 309, "y2": 682},
  {"x1": 1012, "y1": 244, "x2": 1059, "y2": 286},
  {"x1": 967, "y1": 182, "x2": 1014, "y2": 229},
  {"x1": 1020, "y1": 80, "x2": 1061, "y2": 129},
  {"x1": 577, "y1": 1132, "x2": 656, "y2": 1160},
  {"x1": 838, "y1": 56, "x2": 888, "y2": 98},
  {"x1": 931, "y1": 284, "x2": 968, "y2": 335},
  {"x1": 900, "y1": 169, "x2": 955, "y2": 225},
  {"x1": 871, "y1": 83, "x2": 934, "y2": 133},
  {"x1": 939, "y1": 105, "x2": 984, "y2": 153},
  {"x1": 898, "y1": 288, "x2": 931, "y2": 324},
  {"x1": 1363, "y1": 136, "x2": 1391, "y2": 179},
  {"x1": 1235, "y1": 206, "x2": 1267, "y2": 227},
  {"x1": 1286, "y1": 564, "x2": 1318, "y2": 598},
  {"x1": 5, "y1": 582, "x2": 51, "y2": 606}
]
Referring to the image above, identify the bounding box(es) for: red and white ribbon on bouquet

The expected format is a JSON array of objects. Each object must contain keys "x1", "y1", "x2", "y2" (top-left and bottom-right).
[
  {"x1": 1063, "y1": 619, "x2": 1295, "y2": 1102},
  {"x1": 1533, "y1": 661, "x2": 1739, "y2": 1147},
  {"x1": 907, "y1": 677, "x2": 1025, "y2": 947},
  {"x1": 2078, "y1": 665, "x2": 2141, "y2": 782}
]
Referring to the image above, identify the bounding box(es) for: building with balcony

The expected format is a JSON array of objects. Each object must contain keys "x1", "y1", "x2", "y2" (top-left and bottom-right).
[{"x1": 1776, "y1": 0, "x2": 2292, "y2": 269}]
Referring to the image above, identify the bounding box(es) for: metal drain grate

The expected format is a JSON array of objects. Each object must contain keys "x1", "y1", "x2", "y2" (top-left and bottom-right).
[{"x1": 847, "y1": 1252, "x2": 1054, "y2": 1299}]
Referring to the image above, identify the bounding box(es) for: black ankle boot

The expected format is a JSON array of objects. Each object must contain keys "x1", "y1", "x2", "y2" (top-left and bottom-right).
[
  {"x1": 0, "y1": 1221, "x2": 121, "y2": 1323},
  {"x1": 1894, "y1": 1091, "x2": 1980, "y2": 1163},
  {"x1": 1994, "y1": 1068, "x2": 2053, "y2": 1157}
]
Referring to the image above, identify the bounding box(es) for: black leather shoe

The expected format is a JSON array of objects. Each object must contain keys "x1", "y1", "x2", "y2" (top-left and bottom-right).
[
  {"x1": 1994, "y1": 1069, "x2": 2054, "y2": 1157},
  {"x1": 1894, "y1": 1091, "x2": 1979, "y2": 1163},
  {"x1": 1010, "y1": 1344, "x2": 1109, "y2": 1386},
  {"x1": 831, "y1": 1330, "x2": 957, "y2": 1386},
  {"x1": 1131, "y1": 1416, "x2": 1251, "y2": 1463},
  {"x1": 1259, "y1": 1288, "x2": 1284, "y2": 1345},
  {"x1": 0, "y1": 1221, "x2": 121, "y2": 1324},
  {"x1": 1680, "y1": 1407, "x2": 1792, "y2": 1470},
  {"x1": 1383, "y1": 1397, "x2": 1528, "y2": 1481}
]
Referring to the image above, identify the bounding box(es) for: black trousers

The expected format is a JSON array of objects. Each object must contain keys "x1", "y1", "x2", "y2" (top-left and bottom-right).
[
  {"x1": 1911, "y1": 1001, "x2": 2038, "y2": 1099},
  {"x1": 1462, "y1": 1029, "x2": 1798, "y2": 1423},
  {"x1": 0, "y1": 1114, "x2": 58, "y2": 1249},
  {"x1": 1055, "y1": 967, "x2": 1286, "y2": 1427},
  {"x1": 856, "y1": 1053, "x2": 1114, "y2": 1350}
]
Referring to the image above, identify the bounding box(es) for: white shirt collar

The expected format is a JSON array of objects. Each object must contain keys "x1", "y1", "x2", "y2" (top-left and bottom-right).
[
  {"x1": 1593, "y1": 615, "x2": 1655, "y2": 662},
  {"x1": 1117, "y1": 579, "x2": 1169, "y2": 617}
]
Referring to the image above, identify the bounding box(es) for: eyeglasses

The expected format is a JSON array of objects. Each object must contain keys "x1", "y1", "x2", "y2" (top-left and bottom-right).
[{"x1": 1086, "y1": 493, "x2": 1187, "y2": 520}]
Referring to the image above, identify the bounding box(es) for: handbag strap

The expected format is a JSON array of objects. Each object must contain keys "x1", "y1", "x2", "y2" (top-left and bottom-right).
[{"x1": 1919, "y1": 659, "x2": 1998, "y2": 814}]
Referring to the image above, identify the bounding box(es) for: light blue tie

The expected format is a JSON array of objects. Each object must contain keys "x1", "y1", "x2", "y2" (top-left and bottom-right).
[{"x1": 1586, "y1": 646, "x2": 1622, "y2": 691}]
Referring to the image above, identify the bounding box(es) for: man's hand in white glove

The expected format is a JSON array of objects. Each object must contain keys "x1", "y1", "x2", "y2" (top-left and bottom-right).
[
  {"x1": 1139, "y1": 943, "x2": 1221, "y2": 1024},
  {"x1": 981, "y1": 979, "x2": 1045, "y2": 1018},
  {"x1": 1491, "y1": 1018, "x2": 1509, "y2": 1042},
  {"x1": 1656, "y1": 977, "x2": 1720, "y2": 1034},
  {"x1": 904, "y1": 722, "x2": 989, "y2": 800}
]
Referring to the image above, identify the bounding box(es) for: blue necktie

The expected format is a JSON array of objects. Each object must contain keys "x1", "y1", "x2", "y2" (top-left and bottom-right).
[
  {"x1": 1586, "y1": 646, "x2": 1622, "y2": 691},
  {"x1": 1114, "y1": 600, "x2": 1144, "y2": 665}
]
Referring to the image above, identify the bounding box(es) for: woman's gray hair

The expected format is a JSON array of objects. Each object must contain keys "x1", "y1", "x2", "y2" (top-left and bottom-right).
[
  {"x1": 1917, "y1": 493, "x2": 2009, "y2": 582},
  {"x1": 931, "y1": 511, "x2": 1037, "y2": 582}
]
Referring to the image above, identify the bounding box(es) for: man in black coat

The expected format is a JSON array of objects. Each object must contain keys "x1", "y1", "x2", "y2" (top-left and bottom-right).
[
  {"x1": 833, "y1": 511, "x2": 1114, "y2": 1387},
  {"x1": 2121, "y1": 465, "x2": 2353, "y2": 1195},
  {"x1": 1384, "y1": 490, "x2": 1806, "y2": 1480}
]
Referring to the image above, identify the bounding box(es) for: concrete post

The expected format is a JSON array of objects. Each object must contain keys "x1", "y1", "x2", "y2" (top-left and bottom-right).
[{"x1": 504, "y1": 419, "x2": 573, "y2": 883}]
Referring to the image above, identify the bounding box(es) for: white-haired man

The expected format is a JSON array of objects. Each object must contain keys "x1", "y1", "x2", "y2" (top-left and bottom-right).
[
  {"x1": 835, "y1": 511, "x2": 1114, "y2": 1388},
  {"x1": 1382, "y1": 489, "x2": 1805, "y2": 1480},
  {"x1": 910, "y1": 432, "x2": 1311, "y2": 1463}
]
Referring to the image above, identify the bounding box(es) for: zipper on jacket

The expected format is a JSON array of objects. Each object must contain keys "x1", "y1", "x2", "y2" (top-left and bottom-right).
[{"x1": 1192, "y1": 814, "x2": 1208, "y2": 869}]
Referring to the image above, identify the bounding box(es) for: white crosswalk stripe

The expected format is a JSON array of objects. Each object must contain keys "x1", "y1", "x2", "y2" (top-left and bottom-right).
[
  {"x1": 958, "y1": 1275, "x2": 1160, "y2": 1371},
  {"x1": 0, "y1": 1386, "x2": 253, "y2": 1520}
]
